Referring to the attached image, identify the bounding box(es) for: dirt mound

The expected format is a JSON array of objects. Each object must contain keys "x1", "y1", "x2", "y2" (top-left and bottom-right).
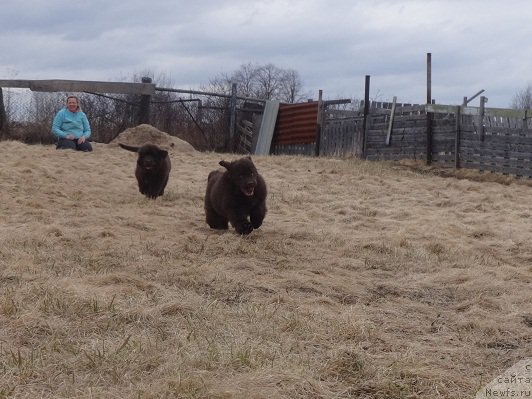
[{"x1": 111, "y1": 124, "x2": 196, "y2": 152}]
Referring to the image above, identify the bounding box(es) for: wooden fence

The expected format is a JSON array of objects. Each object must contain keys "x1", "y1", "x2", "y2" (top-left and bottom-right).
[
  {"x1": 271, "y1": 100, "x2": 532, "y2": 178},
  {"x1": 428, "y1": 104, "x2": 532, "y2": 176}
]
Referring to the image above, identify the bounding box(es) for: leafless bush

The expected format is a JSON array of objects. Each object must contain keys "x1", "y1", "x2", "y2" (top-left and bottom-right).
[
  {"x1": 0, "y1": 88, "x2": 233, "y2": 150},
  {"x1": 511, "y1": 83, "x2": 532, "y2": 109}
]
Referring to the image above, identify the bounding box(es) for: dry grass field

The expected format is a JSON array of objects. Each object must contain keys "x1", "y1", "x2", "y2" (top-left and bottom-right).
[{"x1": 0, "y1": 135, "x2": 531, "y2": 398}]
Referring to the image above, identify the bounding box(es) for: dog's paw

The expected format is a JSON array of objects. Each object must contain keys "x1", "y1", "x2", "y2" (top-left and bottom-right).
[{"x1": 235, "y1": 221, "x2": 253, "y2": 235}]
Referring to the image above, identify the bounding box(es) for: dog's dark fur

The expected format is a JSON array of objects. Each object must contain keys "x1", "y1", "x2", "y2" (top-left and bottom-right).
[
  {"x1": 205, "y1": 156, "x2": 267, "y2": 235},
  {"x1": 119, "y1": 143, "x2": 171, "y2": 199}
]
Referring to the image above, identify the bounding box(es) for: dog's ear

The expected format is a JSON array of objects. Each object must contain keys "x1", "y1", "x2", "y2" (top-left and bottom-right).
[
  {"x1": 219, "y1": 160, "x2": 231, "y2": 170},
  {"x1": 246, "y1": 156, "x2": 252, "y2": 161},
  {"x1": 119, "y1": 143, "x2": 140, "y2": 152}
]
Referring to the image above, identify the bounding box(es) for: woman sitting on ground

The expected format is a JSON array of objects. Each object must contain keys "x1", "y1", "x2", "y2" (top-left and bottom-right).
[{"x1": 52, "y1": 95, "x2": 93, "y2": 151}]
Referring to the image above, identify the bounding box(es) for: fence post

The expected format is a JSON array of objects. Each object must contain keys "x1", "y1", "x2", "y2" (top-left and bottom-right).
[
  {"x1": 455, "y1": 106, "x2": 461, "y2": 169},
  {"x1": 228, "y1": 83, "x2": 237, "y2": 151},
  {"x1": 426, "y1": 52, "x2": 433, "y2": 165},
  {"x1": 361, "y1": 75, "x2": 370, "y2": 159},
  {"x1": 137, "y1": 77, "x2": 152, "y2": 125},
  {"x1": 0, "y1": 87, "x2": 6, "y2": 138},
  {"x1": 479, "y1": 96, "x2": 487, "y2": 141},
  {"x1": 197, "y1": 99, "x2": 203, "y2": 123},
  {"x1": 315, "y1": 89, "x2": 323, "y2": 156}
]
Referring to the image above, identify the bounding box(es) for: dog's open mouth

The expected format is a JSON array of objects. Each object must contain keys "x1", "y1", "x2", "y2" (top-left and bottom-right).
[{"x1": 242, "y1": 186, "x2": 255, "y2": 196}]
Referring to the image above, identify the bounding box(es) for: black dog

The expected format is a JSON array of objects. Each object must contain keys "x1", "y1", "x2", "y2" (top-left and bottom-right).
[
  {"x1": 119, "y1": 143, "x2": 171, "y2": 199},
  {"x1": 205, "y1": 156, "x2": 267, "y2": 235}
]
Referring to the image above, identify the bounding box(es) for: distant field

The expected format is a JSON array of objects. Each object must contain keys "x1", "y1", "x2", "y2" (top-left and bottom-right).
[{"x1": 0, "y1": 140, "x2": 530, "y2": 398}]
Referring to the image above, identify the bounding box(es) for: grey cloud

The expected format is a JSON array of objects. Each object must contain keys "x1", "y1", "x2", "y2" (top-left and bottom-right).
[{"x1": 1, "y1": 0, "x2": 531, "y2": 107}]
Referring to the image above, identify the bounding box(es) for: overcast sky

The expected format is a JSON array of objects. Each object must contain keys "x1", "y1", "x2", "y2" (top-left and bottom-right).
[{"x1": 1, "y1": 0, "x2": 531, "y2": 108}]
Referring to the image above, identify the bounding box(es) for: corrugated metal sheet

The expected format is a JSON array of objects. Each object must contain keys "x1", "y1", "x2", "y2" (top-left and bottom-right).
[{"x1": 271, "y1": 102, "x2": 319, "y2": 146}]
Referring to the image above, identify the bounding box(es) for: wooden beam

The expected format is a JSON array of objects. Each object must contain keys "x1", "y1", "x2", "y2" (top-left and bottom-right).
[
  {"x1": 315, "y1": 90, "x2": 323, "y2": 156},
  {"x1": 0, "y1": 87, "x2": 6, "y2": 136},
  {"x1": 228, "y1": 83, "x2": 237, "y2": 151},
  {"x1": 426, "y1": 52, "x2": 433, "y2": 165},
  {"x1": 0, "y1": 80, "x2": 31, "y2": 88},
  {"x1": 385, "y1": 96, "x2": 397, "y2": 146},
  {"x1": 156, "y1": 86, "x2": 267, "y2": 103},
  {"x1": 137, "y1": 77, "x2": 152, "y2": 124},
  {"x1": 254, "y1": 100, "x2": 279, "y2": 155},
  {"x1": 479, "y1": 96, "x2": 487, "y2": 141},
  {"x1": 361, "y1": 75, "x2": 370, "y2": 159},
  {"x1": 426, "y1": 104, "x2": 532, "y2": 119},
  {"x1": 323, "y1": 99, "x2": 351, "y2": 106},
  {"x1": 0, "y1": 79, "x2": 155, "y2": 95},
  {"x1": 454, "y1": 106, "x2": 461, "y2": 169}
]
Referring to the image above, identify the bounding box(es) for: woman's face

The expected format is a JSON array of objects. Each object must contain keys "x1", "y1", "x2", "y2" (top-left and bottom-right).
[{"x1": 67, "y1": 97, "x2": 78, "y2": 112}]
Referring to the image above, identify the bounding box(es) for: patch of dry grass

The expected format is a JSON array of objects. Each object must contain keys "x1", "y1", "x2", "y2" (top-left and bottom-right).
[{"x1": 0, "y1": 140, "x2": 531, "y2": 398}]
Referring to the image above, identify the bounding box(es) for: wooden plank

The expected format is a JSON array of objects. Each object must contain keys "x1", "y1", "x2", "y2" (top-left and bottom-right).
[
  {"x1": 461, "y1": 134, "x2": 532, "y2": 147},
  {"x1": 0, "y1": 79, "x2": 155, "y2": 95},
  {"x1": 254, "y1": 100, "x2": 280, "y2": 155},
  {"x1": 0, "y1": 80, "x2": 32, "y2": 88},
  {"x1": 455, "y1": 105, "x2": 461, "y2": 169},
  {"x1": 272, "y1": 143, "x2": 314, "y2": 156},
  {"x1": 385, "y1": 96, "x2": 397, "y2": 146},
  {"x1": 460, "y1": 146, "x2": 532, "y2": 161},
  {"x1": 427, "y1": 103, "x2": 532, "y2": 119},
  {"x1": 460, "y1": 160, "x2": 532, "y2": 177},
  {"x1": 323, "y1": 99, "x2": 351, "y2": 106}
]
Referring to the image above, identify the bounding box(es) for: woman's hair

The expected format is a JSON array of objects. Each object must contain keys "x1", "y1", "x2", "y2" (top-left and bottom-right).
[{"x1": 66, "y1": 95, "x2": 80, "y2": 111}]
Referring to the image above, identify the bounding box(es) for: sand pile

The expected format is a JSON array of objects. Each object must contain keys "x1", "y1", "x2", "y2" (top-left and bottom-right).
[{"x1": 111, "y1": 124, "x2": 196, "y2": 152}]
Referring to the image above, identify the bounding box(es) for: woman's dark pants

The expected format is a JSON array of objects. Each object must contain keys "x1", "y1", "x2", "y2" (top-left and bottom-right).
[{"x1": 56, "y1": 138, "x2": 93, "y2": 152}]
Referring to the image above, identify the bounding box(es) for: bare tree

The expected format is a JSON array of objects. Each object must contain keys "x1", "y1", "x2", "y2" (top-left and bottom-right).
[
  {"x1": 511, "y1": 83, "x2": 532, "y2": 109},
  {"x1": 279, "y1": 69, "x2": 306, "y2": 103},
  {"x1": 206, "y1": 62, "x2": 305, "y2": 103},
  {"x1": 254, "y1": 64, "x2": 283, "y2": 100},
  {"x1": 232, "y1": 63, "x2": 258, "y2": 98}
]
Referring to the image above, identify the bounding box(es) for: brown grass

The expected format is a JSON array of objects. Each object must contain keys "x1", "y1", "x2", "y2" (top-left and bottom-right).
[{"x1": 0, "y1": 140, "x2": 531, "y2": 398}]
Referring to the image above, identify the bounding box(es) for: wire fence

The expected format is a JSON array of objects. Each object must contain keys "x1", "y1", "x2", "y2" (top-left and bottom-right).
[{"x1": 0, "y1": 86, "x2": 260, "y2": 151}]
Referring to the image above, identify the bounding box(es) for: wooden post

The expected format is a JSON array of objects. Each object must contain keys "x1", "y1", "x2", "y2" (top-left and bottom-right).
[
  {"x1": 229, "y1": 83, "x2": 237, "y2": 151},
  {"x1": 361, "y1": 75, "x2": 370, "y2": 159},
  {"x1": 137, "y1": 76, "x2": 152, "y2": 125},
  {"x1": 385, "y1": 96, "x2": 397, "y2": 146},
  {"x1": 315, "y1": 89, "x2": 323, "y2": 156},
  {"x1": 426, "y1": 53, "x2": 433, "y2": 165},
  {"x1": 479, "y1": 96, "x2": 487, "y2": 141},
  {"x1": 197, "y1": 99, "x2": 203, "y2": 123},
  {"x1": 455, "y1": 105, "x2": 461, "y2": 169},
  {"x1": 0, "y1": 87, "x2": 6, "y2": 139}
]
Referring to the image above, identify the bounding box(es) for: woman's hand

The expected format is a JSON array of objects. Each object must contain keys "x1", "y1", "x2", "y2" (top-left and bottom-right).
[
  {"x1": 77, "y1": 136, "x2": 86, "y2": 144},
  {"x1": 66, "y1": 134, "x2": 75, "y2": 140}
]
